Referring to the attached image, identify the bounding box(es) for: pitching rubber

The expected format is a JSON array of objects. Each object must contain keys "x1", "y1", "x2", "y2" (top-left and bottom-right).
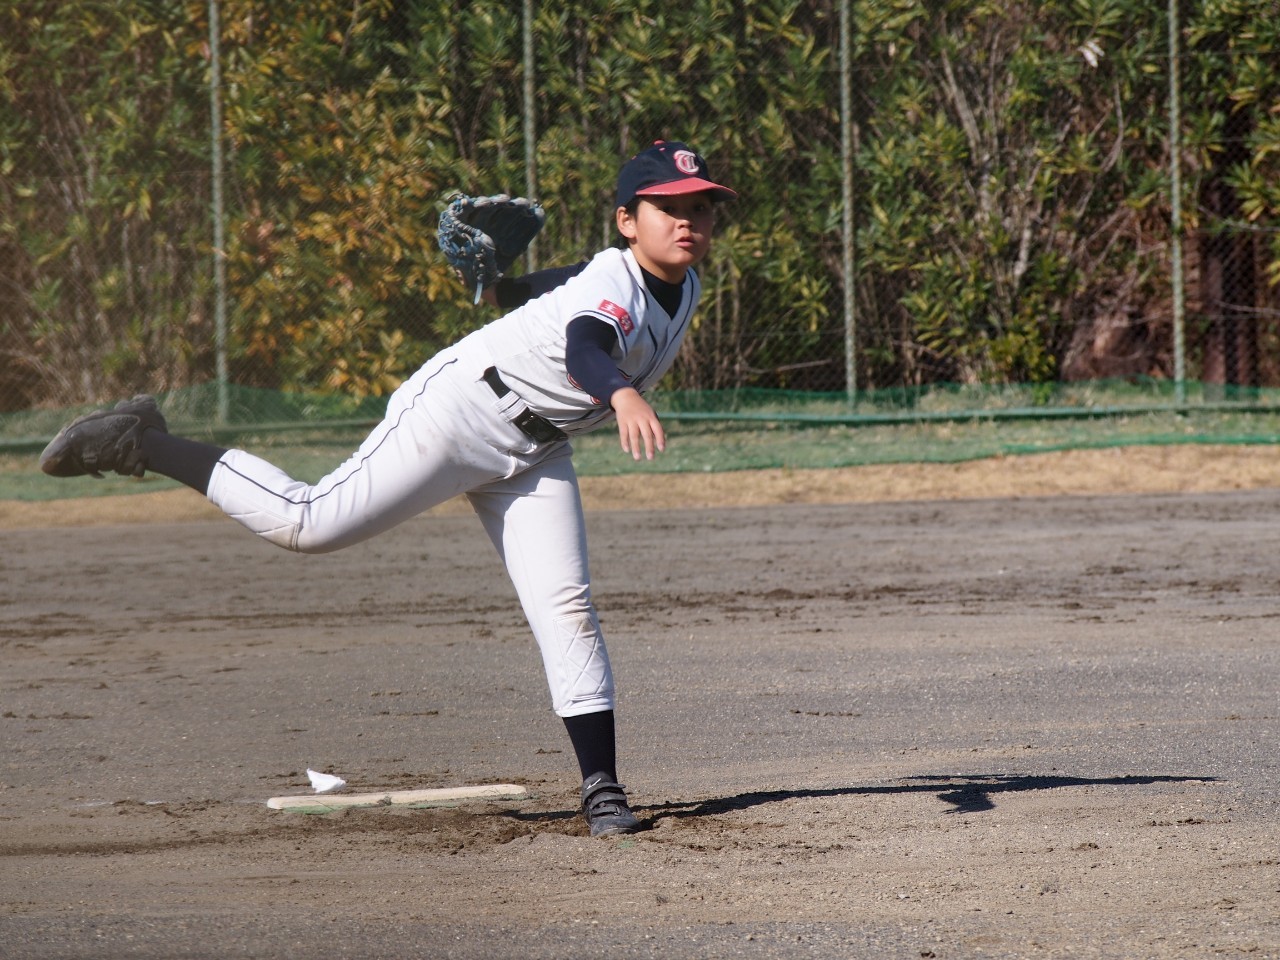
[{"x1": 266, "y1": 783, "x2": 529, "y2": 812}]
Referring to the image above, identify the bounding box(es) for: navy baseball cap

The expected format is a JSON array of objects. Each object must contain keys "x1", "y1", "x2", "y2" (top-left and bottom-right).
[{"x1": 615, "y1": 140, "x2": 737, "y2": 208}]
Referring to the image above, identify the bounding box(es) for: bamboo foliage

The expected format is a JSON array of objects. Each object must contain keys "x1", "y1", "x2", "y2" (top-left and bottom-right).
[{"x1": 0, "y1": 1, "x2": 213, "y2": 408}]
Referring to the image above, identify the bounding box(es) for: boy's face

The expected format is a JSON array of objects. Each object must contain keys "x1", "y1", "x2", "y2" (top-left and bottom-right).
[{"x1": 616, "y1": 192, "x2": 717, "y2": 283}]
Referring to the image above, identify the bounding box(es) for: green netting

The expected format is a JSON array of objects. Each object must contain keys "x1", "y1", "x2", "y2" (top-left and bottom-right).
[{"x1": 3, "y1": 380, "x2": 1280, "y2": 501}]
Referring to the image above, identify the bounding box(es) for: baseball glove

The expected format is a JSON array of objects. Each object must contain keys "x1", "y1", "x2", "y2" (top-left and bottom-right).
[{"x1": 437, "y1": 194, "x2": 545, "y2": 302}]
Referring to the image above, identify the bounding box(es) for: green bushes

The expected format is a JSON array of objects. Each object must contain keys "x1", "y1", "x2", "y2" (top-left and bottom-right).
[{"x1": 2, "y1": 0, "x2": 1277, "y2": 407}]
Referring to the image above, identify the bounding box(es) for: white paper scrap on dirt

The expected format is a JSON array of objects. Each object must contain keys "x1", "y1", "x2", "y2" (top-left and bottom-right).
[{"x1": 306, "y1": 769, "x2": 346, "y2": 793}]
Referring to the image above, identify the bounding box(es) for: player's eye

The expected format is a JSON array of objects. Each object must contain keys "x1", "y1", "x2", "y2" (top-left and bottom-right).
[{"x1": 663, "y1": 200, "x2": 709, "y2": 218}]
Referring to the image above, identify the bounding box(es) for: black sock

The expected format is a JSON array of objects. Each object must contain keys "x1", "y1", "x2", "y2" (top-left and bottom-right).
[
  {"x1": 562, "y1": 710, "x2": 617, "y2": 783},
  {"x1": 140, "y1": 429, "x2": 228, "y2": 495}
]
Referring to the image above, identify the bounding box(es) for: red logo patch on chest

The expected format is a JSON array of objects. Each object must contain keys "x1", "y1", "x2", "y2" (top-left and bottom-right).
[{"x1": 598, "y1": 299, "x2": 634, "y2": 335}]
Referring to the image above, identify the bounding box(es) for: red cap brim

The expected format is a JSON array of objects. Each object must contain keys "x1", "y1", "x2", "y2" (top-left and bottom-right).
[{"x1": 635, "y1": 177, "x2": 738, "y2": 202}]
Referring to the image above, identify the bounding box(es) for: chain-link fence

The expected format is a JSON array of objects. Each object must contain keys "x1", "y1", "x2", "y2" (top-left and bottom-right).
[{"x1": 2, "y1": 1, "x2": 1279, "y2": 442}]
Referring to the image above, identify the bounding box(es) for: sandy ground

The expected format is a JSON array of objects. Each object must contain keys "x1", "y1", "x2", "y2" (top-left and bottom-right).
[{"x1": 2, "y1": 445, "x2": 1278, "y2": 959}]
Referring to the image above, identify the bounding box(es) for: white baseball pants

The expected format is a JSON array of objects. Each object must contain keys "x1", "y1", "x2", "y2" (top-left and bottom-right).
[{"x1": 204, "y1": 334, "x2": 614, "y2": 717}]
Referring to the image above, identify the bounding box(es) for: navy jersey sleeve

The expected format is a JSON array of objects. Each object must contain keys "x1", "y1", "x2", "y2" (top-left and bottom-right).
[
  {"x1": 565, "y1": 315, "x2": 634, "y2": 406},
  {"x1": 494, "y1": 262, "x2": 590, "y2": 310}
]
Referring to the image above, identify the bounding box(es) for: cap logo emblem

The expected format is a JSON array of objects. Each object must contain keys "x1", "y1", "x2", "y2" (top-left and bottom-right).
[{"x1": 673, "y1": 150, "x2": 700, "y2": 175}]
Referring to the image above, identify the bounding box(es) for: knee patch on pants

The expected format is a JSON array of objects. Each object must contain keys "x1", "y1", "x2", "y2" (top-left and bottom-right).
[
  {"x1": 206, "y1": 453, "x2": 304, "y2": 551},
  {"x1": 549, "y1": 609, "x2": 615, "y2": 716}
]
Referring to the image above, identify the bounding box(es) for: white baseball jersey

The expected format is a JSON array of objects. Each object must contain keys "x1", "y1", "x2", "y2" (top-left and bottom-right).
[
  {"x1": 479, "y1": 246, "x2": 700, "y2": 433},
  {"x1": 204, "y1": 244, "x2": 704, "y2": 720}
]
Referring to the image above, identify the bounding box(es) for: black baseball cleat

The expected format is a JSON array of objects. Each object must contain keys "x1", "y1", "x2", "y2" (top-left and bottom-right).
[
  {"x1": 39, "y1": 394, "x2": 167, "y2": 479},
  {"x1": 581, "y1": 771, "x2": 641, "y2": 838}
]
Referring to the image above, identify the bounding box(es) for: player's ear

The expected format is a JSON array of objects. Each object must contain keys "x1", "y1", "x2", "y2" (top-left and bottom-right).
[{"x1": 615, "y1": 205, "x2": 638, "y2": 241}]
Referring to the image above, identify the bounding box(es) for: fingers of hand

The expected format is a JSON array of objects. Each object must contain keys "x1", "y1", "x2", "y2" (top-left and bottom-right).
[{"x1": 620, "y1": 416, "x2": 665, "y2": 461}]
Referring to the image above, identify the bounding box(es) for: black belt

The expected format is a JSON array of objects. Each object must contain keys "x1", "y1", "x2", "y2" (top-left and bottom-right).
[{"x1": 482, "y1": 367, "x2": 567, "y2": 444}]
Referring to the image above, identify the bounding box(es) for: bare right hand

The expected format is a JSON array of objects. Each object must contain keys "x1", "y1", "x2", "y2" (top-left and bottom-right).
[{"x1": 610, "y1": 387, "x2": 665, "y2": 461}]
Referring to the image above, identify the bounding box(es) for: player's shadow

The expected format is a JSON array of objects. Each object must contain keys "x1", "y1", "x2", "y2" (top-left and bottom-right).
[{"x1": 636, "y1": 773, "x2": 1215, "y2": 824}]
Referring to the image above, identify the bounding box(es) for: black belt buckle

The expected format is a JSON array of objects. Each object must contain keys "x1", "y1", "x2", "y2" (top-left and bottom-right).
[
  {"x1": 513, "y1": 409, "x2": 567, "y2": 443},
  {"x1": 483, "y1": 367, "x2": 567, "y2": 444}
]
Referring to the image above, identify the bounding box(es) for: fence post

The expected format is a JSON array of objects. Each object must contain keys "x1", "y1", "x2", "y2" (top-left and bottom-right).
[
  {"x1": 840, "y1": 0, "x2": 857, "y2": 405},
  {"x1": 209, "y1": 0, "x2": 229, "y2": 424},
  {"x1": 523, "y1": 0, "x2": 538, "y2": 272},
  {"x1": 1167, "y1": 0, "x2": 1187, "y2": 407}
]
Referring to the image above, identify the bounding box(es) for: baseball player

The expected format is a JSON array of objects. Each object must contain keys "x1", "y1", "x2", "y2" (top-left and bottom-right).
[{"x1": 39, "y1": 140, "x2": 736, "y2": 838}]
